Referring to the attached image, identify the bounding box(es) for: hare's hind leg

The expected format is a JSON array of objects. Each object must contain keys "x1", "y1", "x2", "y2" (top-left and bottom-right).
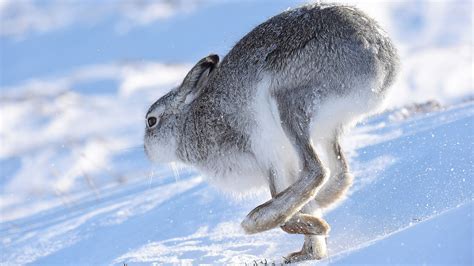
[
  {"x1": 314, "y1": 139, "x2": 354, "y2": 209},
  {"x1": 267, "y1": 167, "x2": 329, "y2": 262}
]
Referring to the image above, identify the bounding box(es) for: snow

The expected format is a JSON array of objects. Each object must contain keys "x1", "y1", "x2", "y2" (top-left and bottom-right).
[
  {"x1": 332, "y1": 202, "x2": 473, "y2": 265},
  {"x1": 1, "y1": 0, "x2": 473, "y2": 265},
  {"x1": 2, "y1": 101, "x2": 472, "y2": 264}
]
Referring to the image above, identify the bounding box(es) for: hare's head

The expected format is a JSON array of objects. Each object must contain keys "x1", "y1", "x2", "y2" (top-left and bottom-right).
[{"x1": 144, "y1": 54, "x2": 219, "y2": 162}]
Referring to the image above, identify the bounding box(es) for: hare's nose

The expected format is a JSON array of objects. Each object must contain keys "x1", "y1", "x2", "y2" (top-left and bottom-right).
[{"x1": 147, "y1": 116, "x2": 157, "y2": 128}]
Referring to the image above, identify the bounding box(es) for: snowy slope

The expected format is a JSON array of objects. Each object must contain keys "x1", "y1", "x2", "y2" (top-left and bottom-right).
[
  {"x1": 1, "y1": 101, "x2": 472, "y2": 265},
  {"x1": 333, "y1": 202, "x2": 472, "y2": 265}
]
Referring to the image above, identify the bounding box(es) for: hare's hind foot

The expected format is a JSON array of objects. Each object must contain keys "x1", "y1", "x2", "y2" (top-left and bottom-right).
[
  {"x1": 315, "y1": 172, "x2": 354, "y2": 208},
  {"x1": 280, "y1": 213, "x2": 330, "y2": 235},
  {"x1": 284, "y1": 235, "x2": 328, "y2": 264}
]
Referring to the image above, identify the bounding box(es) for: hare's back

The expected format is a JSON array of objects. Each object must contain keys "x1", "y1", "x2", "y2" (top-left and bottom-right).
[{"x1": 216, "y1": 4, "x2": 398, "y2": 96}]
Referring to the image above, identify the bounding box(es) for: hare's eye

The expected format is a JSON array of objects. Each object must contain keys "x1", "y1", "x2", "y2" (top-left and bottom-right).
[{"x1": 147, "y1": 116, "x2": 157, "y2": 128}]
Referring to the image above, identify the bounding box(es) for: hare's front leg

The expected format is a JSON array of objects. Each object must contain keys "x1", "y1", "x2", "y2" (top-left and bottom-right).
[
  {"x1": 268, "y1": 169, "x2": 330, "y2": 236},
  {"x1": 240, "y1": 116, "x2": 328, "y2": 234},
  {"x1": 283, "y1": 201, "x2": 329, "y2": 263},
  {"x1": 284, "y1": 235, "x2": 328, "y2": 263},
  {"x1": 268, "y1": 167, "x2": 330, "y2": 262},
  {"x1": 241, "y1": 93, "x2": 329, "y2": 233}
]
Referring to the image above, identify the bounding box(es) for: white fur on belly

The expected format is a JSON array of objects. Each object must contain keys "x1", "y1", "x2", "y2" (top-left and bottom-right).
[{"x1": 250, "y1": 76, "x2": 301, "y2": 192}]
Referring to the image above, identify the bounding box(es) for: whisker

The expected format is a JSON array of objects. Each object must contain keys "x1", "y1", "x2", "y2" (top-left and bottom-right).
[
  {"x1": 117, "y1": 146, "x2": 144, "y2": 152},
  {"x1": 170, "y1": 162, "x2": 181, "y2": 182},
  {"x1": 148, "y1": 169, "x2": 155, "y2": 188}
]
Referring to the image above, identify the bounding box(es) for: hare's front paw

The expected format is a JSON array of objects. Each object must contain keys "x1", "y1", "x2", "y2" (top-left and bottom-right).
[
  {"x1": 241, "y1": 199, "x2": 288, "y2": 234},
  {"x1": 284, "y1": 235, "x2": 328, "y2": 263},
  {"x1": 284, "y1": 250, "x2": 315, "y2": 264},
  {"x1": 280, "y1": 213, "x2": 330, "y2": 235}
]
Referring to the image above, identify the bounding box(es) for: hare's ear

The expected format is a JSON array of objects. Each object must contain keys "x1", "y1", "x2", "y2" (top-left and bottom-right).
[{"x1": 176, "y1": 54, "x2": 219, "y2": 104}]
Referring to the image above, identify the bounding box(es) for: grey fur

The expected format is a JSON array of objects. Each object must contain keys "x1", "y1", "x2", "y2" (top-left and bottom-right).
[{"x1": 144, "y1": 3, "x2": 399, "y2": 262}]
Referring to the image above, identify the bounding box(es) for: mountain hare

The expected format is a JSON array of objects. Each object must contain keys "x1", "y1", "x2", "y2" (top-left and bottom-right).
[{"x1": 144, "y1": 3, "x2": 398, "y2": 263}]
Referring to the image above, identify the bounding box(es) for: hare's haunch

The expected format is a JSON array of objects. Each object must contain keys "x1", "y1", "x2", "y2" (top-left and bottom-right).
[{"x1": 144, "y1": 3, "x2": 398, "y2": 262}]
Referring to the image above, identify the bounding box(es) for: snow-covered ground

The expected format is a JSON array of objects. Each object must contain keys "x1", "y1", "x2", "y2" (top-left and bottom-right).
[
  {"x1": 1, "y1": 0, "x2": 472, "y2": 265},
  {"x1": 2, "y1": 100, "x2": 472, "y2": 264}
]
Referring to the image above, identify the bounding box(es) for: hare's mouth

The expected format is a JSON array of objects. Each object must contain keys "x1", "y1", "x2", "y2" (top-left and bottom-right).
[
  {"x1": 143, "y1": 139, "x2": 152, "y2": 161},
  {"x1": 143, "y1": 131, "x2": 157, "y2": 161},
  {"x1": 143, "y1": 132, "x2": 175, "y2": 163}
]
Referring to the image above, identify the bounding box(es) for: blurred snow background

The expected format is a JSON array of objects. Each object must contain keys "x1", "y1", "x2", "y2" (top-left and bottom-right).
[{"x1": 0, "y1": 0, "x2": 472, "y2": 264}]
